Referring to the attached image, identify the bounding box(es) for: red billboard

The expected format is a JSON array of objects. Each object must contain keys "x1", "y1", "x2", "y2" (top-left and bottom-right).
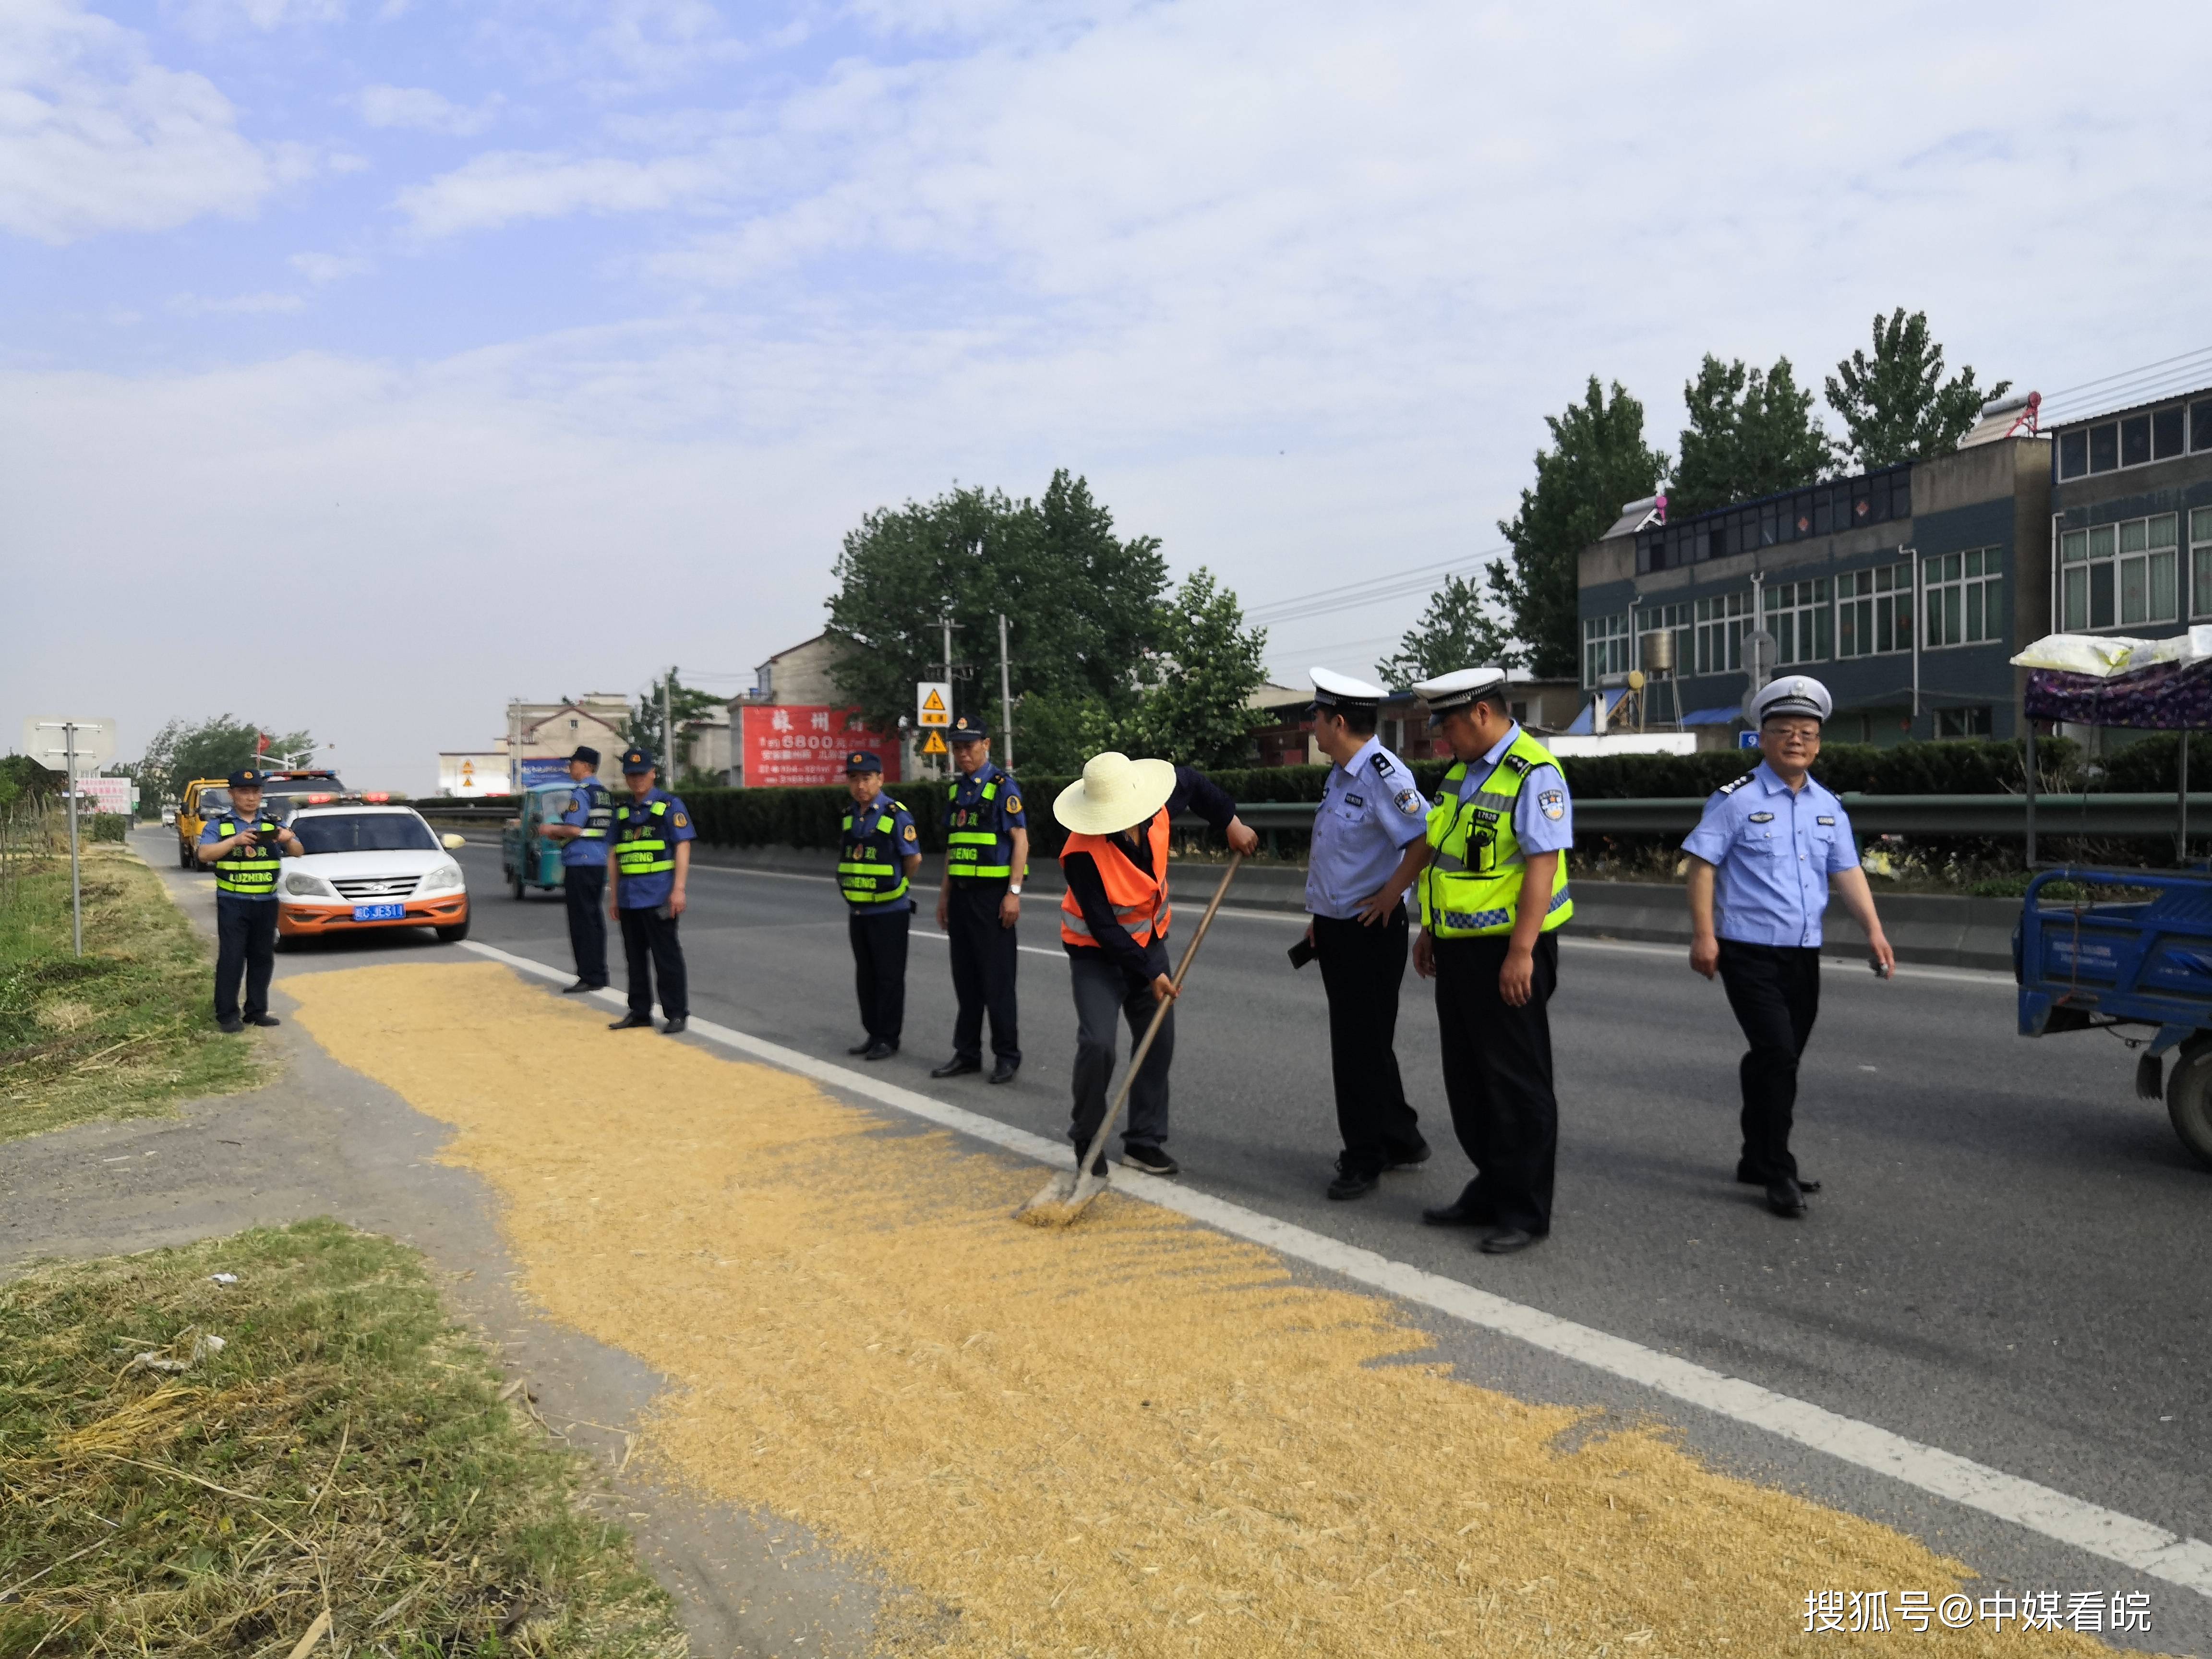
[{"x1": 741, "y1": 705, "x2": 902, "y2": 788}]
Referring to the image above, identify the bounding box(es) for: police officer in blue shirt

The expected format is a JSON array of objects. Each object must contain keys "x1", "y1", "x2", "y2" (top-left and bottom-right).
[
  {"x1": 1301, "y1": 669, "x2": 1434, "y2": 1201},
  {"x1": 606, "y1": 747, "x2": 696, "y2": 1034},
  {"x1": 931, "y1": 715, "x2": 1030, "y2": 1085},
  {"x1": 840, "y1": 750, "x2": 922, "y2": 1061},
  {"x1": 540, "y1": 745, "x2": 614, "y2": 994},
  {"x1": 1682, "y1": 675, "x2": 1895, "y2": 1218},
  {"x1": 195, "y1": 767, "x2": 304, "y2": 1034}
]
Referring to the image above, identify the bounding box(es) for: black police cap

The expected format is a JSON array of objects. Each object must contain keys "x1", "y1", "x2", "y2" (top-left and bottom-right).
[
  {"x1": 228, "y1": 767, "x2": 269, "y2": 789},
  {"x1": 846, "y1": 750, "x2": 884, "y2": 774},
  {"x1": 570, "y1": 745, "x2": 601, "y2": 766},
  {"x1": 948, "y1": 715, "x2": 988, "y2": 742}
]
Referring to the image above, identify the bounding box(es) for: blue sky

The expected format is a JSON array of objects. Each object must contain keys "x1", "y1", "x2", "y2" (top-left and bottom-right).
[{"x1": 5, "y1": 0, "x2": 2209, "y2": 789}]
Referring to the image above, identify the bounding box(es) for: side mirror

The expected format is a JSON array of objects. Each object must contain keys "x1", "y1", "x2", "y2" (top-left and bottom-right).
[{"x1": 442, "y1": 833, "x2": 467, "y2": 851}]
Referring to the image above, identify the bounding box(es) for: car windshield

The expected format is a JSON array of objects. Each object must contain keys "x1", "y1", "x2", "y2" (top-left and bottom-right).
[
  {"x1": 536, "y1": 789, "x2": 577, "y2": 817},
  {"x1": 292, "y1": 813, "x2": 439, "y2": 854},
  {"x1": 194, "y1": 789, "x2": 231, "y2": 817}
]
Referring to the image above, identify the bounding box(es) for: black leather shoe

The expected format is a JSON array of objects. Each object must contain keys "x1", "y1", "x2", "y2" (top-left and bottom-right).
[
  {"x1": 988, "y1": 1058, "x2": 1019, "y2": 1085},
  {"x1": 1479, "y1": 1226, "x2": 1542, "y2": 1255},
  {"x1": 930, "y1": 1058, "x2": 982, "y2": 1079},
  {"x1": 1385, "y1": 1141, "x2": 1431, "y2": 1170},
  {"x1": 1739, "y1": 1166, "x2": 1820, "y2": 1194},
  {"x1": 1327, "y1": 1158, "x2": 1380, "y2": 1201},
  {"x1": 847, "y1": 1040, "x2": 875, "y2": 1055},
  {"x1": 562, "y1": 979, "x2": 604, "y2": 995},
  {"x1": 608, "y1": 1012, "x2": 654, "y2": 1030},
  {"x1": 661, "y1": 1017, "x2": 689, "y2": 1035},
  {"x1": 1421, "y1": 1196, "x2": 1493, "y2": 1228},
  {"x1": 1766, "y1": 1178, "x2": 1806, "y2": 1217},
  {"x1": 863, "y1": 1041, "x2": 898, "y2": 1061},
  {"x1": 217, "y1": 1018, "x2": 245, "y2": 1035},
  {"x1": 247, "y1": 1015, "x2": 281, "y2": 1028}
]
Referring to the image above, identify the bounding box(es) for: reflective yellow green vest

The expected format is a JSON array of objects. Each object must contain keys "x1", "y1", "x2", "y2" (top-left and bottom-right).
[
  {"x1": 213, "y1": 819, "x2": 282, "y2": 896},
  {"x1": 838, "y1": 805, "x2": 910, "y2": 906},
  {"x1": 614, "y1": 798, "x2": 675, "y2": 878},
  {"x1": 1419, "y1": 732, "x2": 1572, "y2": 939},
  {"x1": 945, "y1": 774, "x2": 1020, "y2": 880}
]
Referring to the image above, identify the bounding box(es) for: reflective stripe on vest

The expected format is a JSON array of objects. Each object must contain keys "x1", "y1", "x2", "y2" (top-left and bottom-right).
[
  {"x1": 213, "y1": 819, "x2": 282, "y2": 895},
  {"x1": 838, "y1": 809, "x2": 910, "y2": 906},
  {"x1": 946, "y1": 776, "x2": 1016, "y2": 878},
  {"x1": 577, "y1": 785, "x2": 613, "y2": 839},
  {"x1": 1419, "y1": 734, "x2": 1572, "y2": 939},
  {"x1": 615, "y1": 798, "x2": 675, "y2": 877},
  {"x1": 1059, "y1": 809, "x2": 1173, "y2": 949}
]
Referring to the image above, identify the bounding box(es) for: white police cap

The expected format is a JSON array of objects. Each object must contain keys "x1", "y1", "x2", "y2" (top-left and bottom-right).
[
  {"x1": 1410, "y1": 665, "x2": 1509, "y2": 715},
  {"x1": 1309, "y1": 667, "x2": 1389, "y2": 712},
  {"x1": 1751, "y1": 674, "x2": 1833, "y2": 724}
]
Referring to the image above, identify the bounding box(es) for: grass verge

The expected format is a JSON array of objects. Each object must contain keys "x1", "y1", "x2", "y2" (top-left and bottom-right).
[
  {"x1": 0, "y1": 1218, "x2": 683, "y2": 1658},
  {"x1": 0, "y1": 842, "x2": 260, "y2": 1142}
]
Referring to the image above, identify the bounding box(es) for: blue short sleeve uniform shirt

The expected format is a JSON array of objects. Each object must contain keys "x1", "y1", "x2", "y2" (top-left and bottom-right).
[
  {"x1": 852, "y1": 791, "x2": 921, "y2": 915},
  {"x1": 1461, "y1": 722, "x2": 1575, "y2": 856},
  {"x1": 1680, "y1": 762, "x2": 1858, "y2": 948},
  {"x1": 1306, "y1": 736, "x2": 1429, "y2": 919},
  {"x1": 557, "y1": 779, "x2": 610, "y2": 868},
  {"x1": 613, "y1": 789, "x2": 696, "y2": 910},
  {"x1": 198, "y1": 816, "x2": 277, "y2": 902}
]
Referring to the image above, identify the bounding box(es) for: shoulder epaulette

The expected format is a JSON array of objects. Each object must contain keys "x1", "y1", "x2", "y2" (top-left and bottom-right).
[
  {"x1": 1499, "y1": 753, "x2": 1532, "y2": 776},
  {"x1": 1716, "y1": 772, "x2": 1760, "y2": 797},
  {"x1": 1370, "y1": 752, "x2": 1396, "y2": 775}
]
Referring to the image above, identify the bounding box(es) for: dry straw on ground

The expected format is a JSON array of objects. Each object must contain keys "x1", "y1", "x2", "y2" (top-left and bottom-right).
[{"x1": 291, "y1": 962, "x2": 2140, "y2": 1658}]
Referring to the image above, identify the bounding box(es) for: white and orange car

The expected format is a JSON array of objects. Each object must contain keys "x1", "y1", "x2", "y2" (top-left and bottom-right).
[{"x1": 274, "y1": 803, "x2": 471, "y2": 945}]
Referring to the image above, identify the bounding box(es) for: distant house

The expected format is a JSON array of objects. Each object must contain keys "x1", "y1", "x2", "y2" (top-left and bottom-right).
[
  {"x1": 438, "y1": 694, "x2": 631, "y2": 795},
  {"x1": 726, "y1": 633, "x2": 887, "y2": 786}
]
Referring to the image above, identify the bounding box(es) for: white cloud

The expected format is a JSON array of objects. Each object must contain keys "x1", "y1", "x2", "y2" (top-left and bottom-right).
[
  {"x1": 167, "y1": 289, "x2": 309, "y2": 313},
  {"x1": 166, "y1": 0, "x2": 348, "y2": 37},
  {"x1": 0, "y1": 0, "x2": 310, "y2": 243},
  {"x1": 289, "y1": 250, "x2": 371, "y2": 282},
  {"x1": 354, "y1": 83, "x2": 501, "y2": 136},
  {"x1": 397, "y1": 149, "x2": 722, "y2": 237}
]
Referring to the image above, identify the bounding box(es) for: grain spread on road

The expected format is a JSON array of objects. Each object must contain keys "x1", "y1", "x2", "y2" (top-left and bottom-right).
[{"x1": 289, "y1": 961, "x2": 2127, "y2": 1657}]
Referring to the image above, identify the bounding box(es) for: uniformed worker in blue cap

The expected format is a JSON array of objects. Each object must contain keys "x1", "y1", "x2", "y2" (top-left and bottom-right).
[
  {"x1": 195, "y1": 767, "x2": 305, "y2": 1033},
  {"x1": 1408, "y1": 667, "x2": 1575, "y2": 1255},
  {"x1": 840, "y1": 750, "x2": 922, "y2": 1061},
  {"x1": 1301, "y1": 668, "x2": 1433, "y2": 1201},
  {"x1": 930, "y1": 714, "x2": 1030, "y2": 1085},
  {"x1": 605, "y1": 746, "x2": 695, "y2": 1034},
  {"x1": 539, "y1": 745, "x2": 614, "y2": 994},
  {"x1": 1682, "y1": 674, "x2": 1895, "y2": 1218}
]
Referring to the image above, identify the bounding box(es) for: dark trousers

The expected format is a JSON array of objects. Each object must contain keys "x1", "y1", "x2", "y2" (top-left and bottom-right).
[
  {"x1": 563, "y1": 864, "x2": 608, "y2": 986},
  {"x1": 618, "y1": 905, "x2": 688, "y2": 1020},
  {"x1": 1433, "y1": 931, "x2": 1559, "y2": 1234},
  {"x1": 946, "y1": 880, "x2": 1020, "y2": 1062},
  {"x1": 1069, "y1": 939, "x2": 1174, "y2": 1155},
  {"x1": 1716, "y1": 939, "x2": 1822, "y2": 1183},
  {"x1": 1315, "y1": 906, "x2": 1425, "y2": 1172},
  {"x1": 213, "y1": 895, "x2": 276, "y2": 1023},
  {"x1": 850, "y1": 908, "x2": 911, "y2": 1045}
]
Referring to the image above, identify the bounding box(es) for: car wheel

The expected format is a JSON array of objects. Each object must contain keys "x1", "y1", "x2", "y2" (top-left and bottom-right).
[
  {"x1": 511, "y1": 868, "x2": 525, "y2": 901},
  {"x1": 436, "y1": 917, "x2": 471, "y2": 944}
]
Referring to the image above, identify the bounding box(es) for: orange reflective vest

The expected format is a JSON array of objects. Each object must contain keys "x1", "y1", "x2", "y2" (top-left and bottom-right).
[{"x1": 1059, "y1": 809, "x2": 1174, "y2": 950}]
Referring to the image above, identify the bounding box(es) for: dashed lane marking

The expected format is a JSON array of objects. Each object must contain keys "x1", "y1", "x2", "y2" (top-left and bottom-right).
[{"x1": 460, "y1": 934, "x2": 2211, "y2": 1598}]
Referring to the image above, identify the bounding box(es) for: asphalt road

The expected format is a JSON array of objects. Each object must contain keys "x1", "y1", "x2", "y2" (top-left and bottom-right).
[{"x1": 287, "y1": 834, "x2": 2212, "y2": 1638}]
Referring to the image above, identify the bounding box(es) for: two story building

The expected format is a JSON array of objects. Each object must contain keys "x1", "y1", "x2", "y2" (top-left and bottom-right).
[
  {"x1": 1576, "y1": 404, "x2": 2051, "y2": 745},
  {"x1": 2046, "y1": 387, "x2": 2212, "y2": 640}
]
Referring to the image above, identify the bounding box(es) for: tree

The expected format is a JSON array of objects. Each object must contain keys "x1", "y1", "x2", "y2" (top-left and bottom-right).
[
  {"x1": 1490, "y1": 378, "x2": 1668, "y2": 681},
  {"x1": 1825, "y1": 309, "x2": 2011, "y2": 469},
  {"x1": 135, "y1": 716, "x2": 315, "y2": 804},
  {"x1": 1123, "y1": 569, "x2": 1270, "y2": 767},
  {"x1": 1376, "y1": 573, "x2": 1514, "y2": 687},
  {"x1": 1670, "y1": 354, "x2": 1832, "y2": 517},
  {"x1": 625, "y1": 673, "x2": 723, "y2": 778}
]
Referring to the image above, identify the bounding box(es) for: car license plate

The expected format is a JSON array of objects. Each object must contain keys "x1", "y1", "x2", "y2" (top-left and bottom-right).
[{"x1": 353, "y1": 903, "x2": 406, "y2": 922}]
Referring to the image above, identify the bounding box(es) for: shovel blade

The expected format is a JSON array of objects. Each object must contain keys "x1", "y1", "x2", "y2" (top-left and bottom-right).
[{"x1": 1013, "y1": 1166, "x2": 1109, "y2": 1227}]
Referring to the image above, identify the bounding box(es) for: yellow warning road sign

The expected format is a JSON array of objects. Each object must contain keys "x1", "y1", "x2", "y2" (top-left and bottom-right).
[
  {"x1": 919, "y1": 730, "x2": 948, "y2": 756},
  {"x1": 916, "y1": 681, "x2": 952, "y2": 728}
]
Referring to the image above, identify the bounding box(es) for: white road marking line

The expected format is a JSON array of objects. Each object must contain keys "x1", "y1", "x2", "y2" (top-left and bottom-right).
[
  {"x1": 910, "y1": 931, "x2": 1067, "y2": 962},
  {"x1": 460, "y1": 934, "x2": 2210, "y2": 1596}
]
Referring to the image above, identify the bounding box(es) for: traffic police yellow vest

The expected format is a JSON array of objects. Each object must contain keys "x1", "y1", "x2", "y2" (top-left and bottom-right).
[
  {"x1": 945, "y1": 774, "x2": 1018, "y2": 880},
  {"x1": 838, "y1": 805, "x2": 910, "y2": 906},
  {"x1": 212, "y1": 819, "x2": 282, "y2": 897},
  {"x1": 614, "y1": 798, "x2": 676, "y2": 878},
  {"x1": 1419, "y1": 733, "x2": 1573, "y2": 939}
]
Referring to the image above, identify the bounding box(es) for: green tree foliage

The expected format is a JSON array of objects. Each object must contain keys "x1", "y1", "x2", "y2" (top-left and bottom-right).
[
  {"x1": 0, "y1": 756, "x2": 63, "y2": 810},
  {"x1": 1669, "y1": 354, "x2": 1832, "y2": 517},
  {"x1": 1123, "y1": 569, "x2": 1270, "y2": 768},
  {"x1": 135, "y1": 717, "x2": 315, "y2": 803},
  {"x1": 1491, "y1": 379, "x2": 1668, "y2": 680},
  {"x1": 1376, "y1": 573, "x2": 1513, "y2": 688},
  {"x1": 1825, "y1": 309, "x2": 2011, "y2": 469},
  {"x1": 824, "y1": 470, "x2": 1167, "y2": 739},
  {"x1": 625, "y1": 673, "x2": 723, "y2": 775}
]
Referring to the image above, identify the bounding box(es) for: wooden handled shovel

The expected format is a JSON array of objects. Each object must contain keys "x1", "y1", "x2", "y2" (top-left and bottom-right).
[{"x1": 1014, "y1": 854, "x2": 1244, "y2": 1227}]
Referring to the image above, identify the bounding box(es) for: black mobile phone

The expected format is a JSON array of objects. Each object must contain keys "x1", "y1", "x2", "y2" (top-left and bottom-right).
[{"x1": 1287, "y1": 936, "x2": 1316, "y2": 970}]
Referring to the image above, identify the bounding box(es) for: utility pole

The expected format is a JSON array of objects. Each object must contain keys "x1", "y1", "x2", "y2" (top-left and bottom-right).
[
  {"x1": 663, "y1": 668, "x2": 675, "y2": 780},
  {"x1": 998, "y1": 613, "x2": 1013, "y2": 770},
  {"x1": 937, "y1": 613, "x2": 961, "y2": 777},
  {"x1": 64, "y1": 722, "x2": 82, "y2": 959}
]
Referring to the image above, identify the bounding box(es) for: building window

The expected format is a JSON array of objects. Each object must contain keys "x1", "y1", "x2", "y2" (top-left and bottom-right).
[
  {"x1": 2192, "y1": 508, "x2": 2212, "y2": 620},
  {"x1": 2155, "y1": 405, "x2": 2187, "y2": 460},
  {"x1": 2059, "y1": 403, "x2": 2208, "y2": 481},
  {"x1": 2062, "y1": 514, "x2": 2178, "y2": 629},
  {"x1": 1936, "y1": 706, "x2": 1993, "y2": 739},
  {"x1": 2195, "y1": 399, "x2": 2212, "y2": 454},
  {"x1": 1837, "y1": 562, "x2": 1914, "y2": 657},
  {"x1": 1583, "y1": 613, "x2": 1630, "y2": 685},
  {"x1": 2121, "y1": 414, "x2": 2152, "y2": 468},
  {"x1": 1761, "y1": 578, "x2": 1830, "y2": 665},
  {"x1": 2059, "y1": 430, "x2": 2088, "y2": 479},
  {"x1": 1923, "y1": 549, "x2": 2004, "y2": 648},
  {"x1": 1692, "y1": 592, "x2": 1751, "y2": 674}
]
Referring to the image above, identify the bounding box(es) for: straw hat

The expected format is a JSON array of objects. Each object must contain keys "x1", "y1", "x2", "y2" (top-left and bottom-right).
[{"x1": 1054, "y1": 751, "x2": 1177, "y2": 836}]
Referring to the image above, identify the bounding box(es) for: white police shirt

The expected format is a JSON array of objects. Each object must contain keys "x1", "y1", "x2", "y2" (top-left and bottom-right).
[
  {"x1": 1680, "y1": 761, "x2": 1859, "y2": 948},
  {"x1": 1305, "y1": 735, "x2": 1430, "y2": 919}
]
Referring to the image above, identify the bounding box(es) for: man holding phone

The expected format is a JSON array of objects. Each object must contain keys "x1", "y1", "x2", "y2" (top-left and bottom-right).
[
  {"x1": 606, "y1": 746, "x2": 695, "y2": 1035},
  {"x1": 196, "y1": 766, "x2": 304, "y2": 1033},
  {"x1": 1682, "y1": 675, "x2": 1895, "y2": 1218}
]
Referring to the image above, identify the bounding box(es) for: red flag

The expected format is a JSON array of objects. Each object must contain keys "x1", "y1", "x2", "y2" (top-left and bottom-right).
[{"x1": 255, "y1": 732, "x2": 269, "y2": 755}]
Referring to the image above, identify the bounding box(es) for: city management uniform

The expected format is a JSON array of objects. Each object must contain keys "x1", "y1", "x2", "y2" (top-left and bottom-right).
[
  {"x1": 1304, "y1": 668, "x2": 1431, "y2": 1186},
  {"x1": 198, "y1": 765, "x2": 287, "y2": 1031},
  {"x1": 841, "y1": 751, "x2": 919, "y2": 1056},
  {"x1": 556, "y1": 746, "x2": 613, "y2": 990},
  {"x1": 610, "y1": 748, "x2": 695, "y2": 1028},
  {"x1": 1413, "y1": 671, "x2": 1574, "y2": 1240},
  {"x1": 941, "y1": 716, "x2": 1026, "y2": 1074},
  {"x1": 1681, "y1": 678, "x2": 1859, "y2": 1192}
]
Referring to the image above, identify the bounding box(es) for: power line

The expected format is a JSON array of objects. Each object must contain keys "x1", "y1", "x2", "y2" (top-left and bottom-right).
[
  {"x1": 2037, "y1": 346, "x2": 2212, "y2": 421},
  {"x1": 1245, "y1": 544, "x2": 1510, "y2": 628}
]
